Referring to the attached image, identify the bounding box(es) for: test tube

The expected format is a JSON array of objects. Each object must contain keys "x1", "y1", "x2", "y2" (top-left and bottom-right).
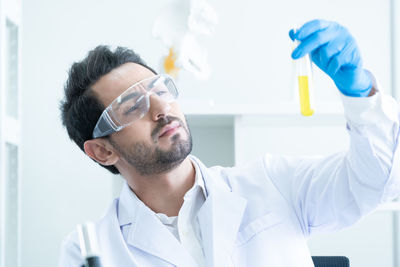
[
  {"x1": 293, "y1": 31, "x2": 315, "y2": 116},
  {"x1": 77, "y1": 222, "x2": 103, "y2": 267}
]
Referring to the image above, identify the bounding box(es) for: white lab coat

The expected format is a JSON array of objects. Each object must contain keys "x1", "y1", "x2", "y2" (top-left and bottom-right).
[{"x1": 59, "y1": 92, "x2": 400, "y2": 267}]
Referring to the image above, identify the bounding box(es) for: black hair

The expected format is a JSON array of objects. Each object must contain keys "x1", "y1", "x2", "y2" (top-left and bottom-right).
[{"x1": 60, "y1": 45, "x2": 157, "y2": 174}]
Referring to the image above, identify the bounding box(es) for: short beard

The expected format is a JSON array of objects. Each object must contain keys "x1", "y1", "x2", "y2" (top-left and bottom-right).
[{"x1": 110, "y1": 116, "x2": 193, "y2": 176}]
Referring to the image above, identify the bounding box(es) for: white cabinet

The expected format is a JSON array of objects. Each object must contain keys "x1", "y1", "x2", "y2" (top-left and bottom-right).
[{"x1": 0, "y1": 0, "x2": 21, "y2": 267}]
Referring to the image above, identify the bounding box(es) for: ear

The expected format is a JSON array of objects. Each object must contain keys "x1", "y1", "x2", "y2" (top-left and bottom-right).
[{"x1": 84, "y1": 139, "x2": 119, "y2": 166}]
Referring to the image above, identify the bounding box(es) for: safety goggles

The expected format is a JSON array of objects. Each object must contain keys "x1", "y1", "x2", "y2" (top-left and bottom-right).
[{"x1": 92, "y1": 74, "x2": 179, "y2": 138}]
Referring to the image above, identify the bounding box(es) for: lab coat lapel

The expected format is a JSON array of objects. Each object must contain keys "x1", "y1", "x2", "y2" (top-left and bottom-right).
[
  {"x1": 127, "y1": 203, "x2": 198, "y2": 267},
  {"x1": 193, "y1": 157, "x2": 247, "y2": 267},
  {"x1": 97, "y1": 200, "x2": 141, "y2": 267}
]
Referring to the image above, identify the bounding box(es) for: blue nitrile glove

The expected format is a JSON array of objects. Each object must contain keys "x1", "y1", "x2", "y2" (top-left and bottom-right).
[{"x1": 290, "y1": 19, "x2": 372, "y2": 97}]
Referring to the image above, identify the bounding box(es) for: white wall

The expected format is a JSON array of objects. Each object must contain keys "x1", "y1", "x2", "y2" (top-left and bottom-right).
[
  {"x1": 188, "y1": 115, "x2": 235, "y2": 167},
  {"x1": 20, "y1": 0, "x2": 394, "y2": 266}
]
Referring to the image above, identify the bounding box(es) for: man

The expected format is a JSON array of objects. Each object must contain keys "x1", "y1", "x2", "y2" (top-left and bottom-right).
[{"x1": 59, "y1": 20, "x2": 400, "y2": 266}]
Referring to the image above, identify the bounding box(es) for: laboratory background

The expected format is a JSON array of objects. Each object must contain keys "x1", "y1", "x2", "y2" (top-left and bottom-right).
[{"x1": 0, "y1": 0, "x2": 399, "y2": 266}]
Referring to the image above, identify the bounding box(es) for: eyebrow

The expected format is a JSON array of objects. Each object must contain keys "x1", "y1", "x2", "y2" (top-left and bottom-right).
[
  {"x1": 116, "y1": 76, "x2": 161, "y2": 105},
  {"x1": 118, "y1": 91, "x2": 141, "y2": 105},
  {"x1": 123, "y1": 94, "x2": 145, "y2": 116}
]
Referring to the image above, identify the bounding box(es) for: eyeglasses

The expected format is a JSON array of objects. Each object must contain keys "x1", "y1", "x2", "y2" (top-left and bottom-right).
[{"x1": 92, "y1": 74, "x2": 179, "y2": 138}]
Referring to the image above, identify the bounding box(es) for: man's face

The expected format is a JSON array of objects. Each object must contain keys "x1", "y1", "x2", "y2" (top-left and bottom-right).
[{"x1": 92, "y1": 62, "x2": 192, "y2": 175}]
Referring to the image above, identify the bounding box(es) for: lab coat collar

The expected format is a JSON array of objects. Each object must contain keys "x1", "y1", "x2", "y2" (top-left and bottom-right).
[
  {"x1": 118, "y1": 157, "x2": 206, "y2": 227},
  {"x1": 117, "y1": 181, "x2": 141, "y2": 227},
  {"x1": 189, "y1": 157, "x2": 207, "y2": 199},
  {"x1": 97, "y1": 199, "x2": 142, "y2": 267},
  {"x1": 191, "y1": 156, "x2": 248, "y2": 266},
  {"x1": 117, "y1": 156, "x2": 247, "y2": 266},
  {"x1": 118, "y1": 182, "x2": 198, "y2": 266},
  {"x1": 128, "y1": 201, "x2": 198, "y2": 266}
]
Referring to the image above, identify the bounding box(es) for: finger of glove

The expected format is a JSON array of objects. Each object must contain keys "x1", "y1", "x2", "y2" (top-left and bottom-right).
[
  {"x1": 294, "y1": 19, "x2": 332, "y2": 40},
  {"x1": 289, "y1": 29, "x2": 296, "y2": 41},
  {"x1": 318, "y1": 37, "x2": 347, "y2": 71},
  {"x1": 292, "y1": 26, "x2": 339, "y2": 59},
  {"x1": 311, "y1": 45, "x2": 327, "y2": 70},
  {"x1": 311, "y1": 44, "x2": 341, "y2": 76},
  {"x1": 326, "y1": 41, "x2": 358, "y2": 76}
]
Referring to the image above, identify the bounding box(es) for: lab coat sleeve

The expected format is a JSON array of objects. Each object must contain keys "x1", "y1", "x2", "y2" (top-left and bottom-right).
[
  {"x1": 58, "y1": 231, "x2": 84, "y2": 267},
  {"x1": 263, "y1": 78, "x2": 400, "y2": 237}
]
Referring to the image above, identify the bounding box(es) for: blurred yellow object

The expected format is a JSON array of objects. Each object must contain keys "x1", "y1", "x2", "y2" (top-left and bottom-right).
[
  {"x1": 298, "y1": 76, "x2": 314, "y2": 116},
  {"x1": 163, "y1": 47, "x2": 180, "y2": 78}
]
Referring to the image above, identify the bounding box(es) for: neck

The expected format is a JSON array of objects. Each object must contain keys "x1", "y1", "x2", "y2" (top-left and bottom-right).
[{"x1": 120, "y1": 156, "x2": 195, "y2": 217}]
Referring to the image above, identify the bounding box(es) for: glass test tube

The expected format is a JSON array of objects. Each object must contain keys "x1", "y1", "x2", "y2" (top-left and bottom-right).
[
  {"x1": 77, "y1": 222, "x2": 103, "y2": 267},
  {"x1": 293, "y1": 37, "x2": 315, "y2": 116}
]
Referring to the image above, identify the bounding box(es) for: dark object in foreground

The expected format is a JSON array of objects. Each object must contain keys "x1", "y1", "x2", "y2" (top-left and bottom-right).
[{"x1": 312, "y1": 256, "x2": 350, "y2": 267}]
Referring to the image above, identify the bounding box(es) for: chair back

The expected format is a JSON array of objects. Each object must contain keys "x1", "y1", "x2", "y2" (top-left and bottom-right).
[{"x1": 312, "y1": 256, "x2": 350, "y2": 267}]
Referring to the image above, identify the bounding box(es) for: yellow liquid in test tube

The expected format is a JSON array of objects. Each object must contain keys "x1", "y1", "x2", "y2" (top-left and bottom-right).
[
  {"x1": 298, "y1": 76, "x2": 314, "y2": 116},
  {"x1": 293, "y1": 28, "x2": 315, "y2": 116}
]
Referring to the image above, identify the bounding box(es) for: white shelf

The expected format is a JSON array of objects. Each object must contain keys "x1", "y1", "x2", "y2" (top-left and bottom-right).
[
  {"x1": 179, "y1": 99, "x2": 344, "y2": 116},
  {"x1": 186, "y1": 114, "x2": 234, "y2": 127}
]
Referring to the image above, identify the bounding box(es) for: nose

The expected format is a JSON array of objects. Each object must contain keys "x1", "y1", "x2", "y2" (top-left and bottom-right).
[{"x1": 148, "y1": 93, "x2": 172, "y2": 121}]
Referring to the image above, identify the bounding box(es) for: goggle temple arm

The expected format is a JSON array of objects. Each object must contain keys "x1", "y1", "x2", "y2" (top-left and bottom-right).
[{"x1": 92, "y1": 108, "x2": 121, "y2": 139}]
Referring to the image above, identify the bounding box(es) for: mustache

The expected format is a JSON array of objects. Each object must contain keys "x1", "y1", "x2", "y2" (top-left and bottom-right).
[{"x1": 151, "y1": 115, "x2": 184, "y2": 141}]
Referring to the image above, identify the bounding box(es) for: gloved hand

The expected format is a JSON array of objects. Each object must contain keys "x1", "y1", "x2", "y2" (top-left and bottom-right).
[{"x1": 290, "y1": 19, "x2": 372, "y2": 97}]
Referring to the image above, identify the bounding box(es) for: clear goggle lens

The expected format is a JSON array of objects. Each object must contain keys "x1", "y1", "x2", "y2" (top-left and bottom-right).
[{"x1": 93, "y1": 74, "x2": 178, "y2": 138}]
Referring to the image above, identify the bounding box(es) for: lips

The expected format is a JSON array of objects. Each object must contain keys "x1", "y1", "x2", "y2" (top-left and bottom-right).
[{"x1": 158, "y1": 121, "x2": 181, "y2": 138}]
